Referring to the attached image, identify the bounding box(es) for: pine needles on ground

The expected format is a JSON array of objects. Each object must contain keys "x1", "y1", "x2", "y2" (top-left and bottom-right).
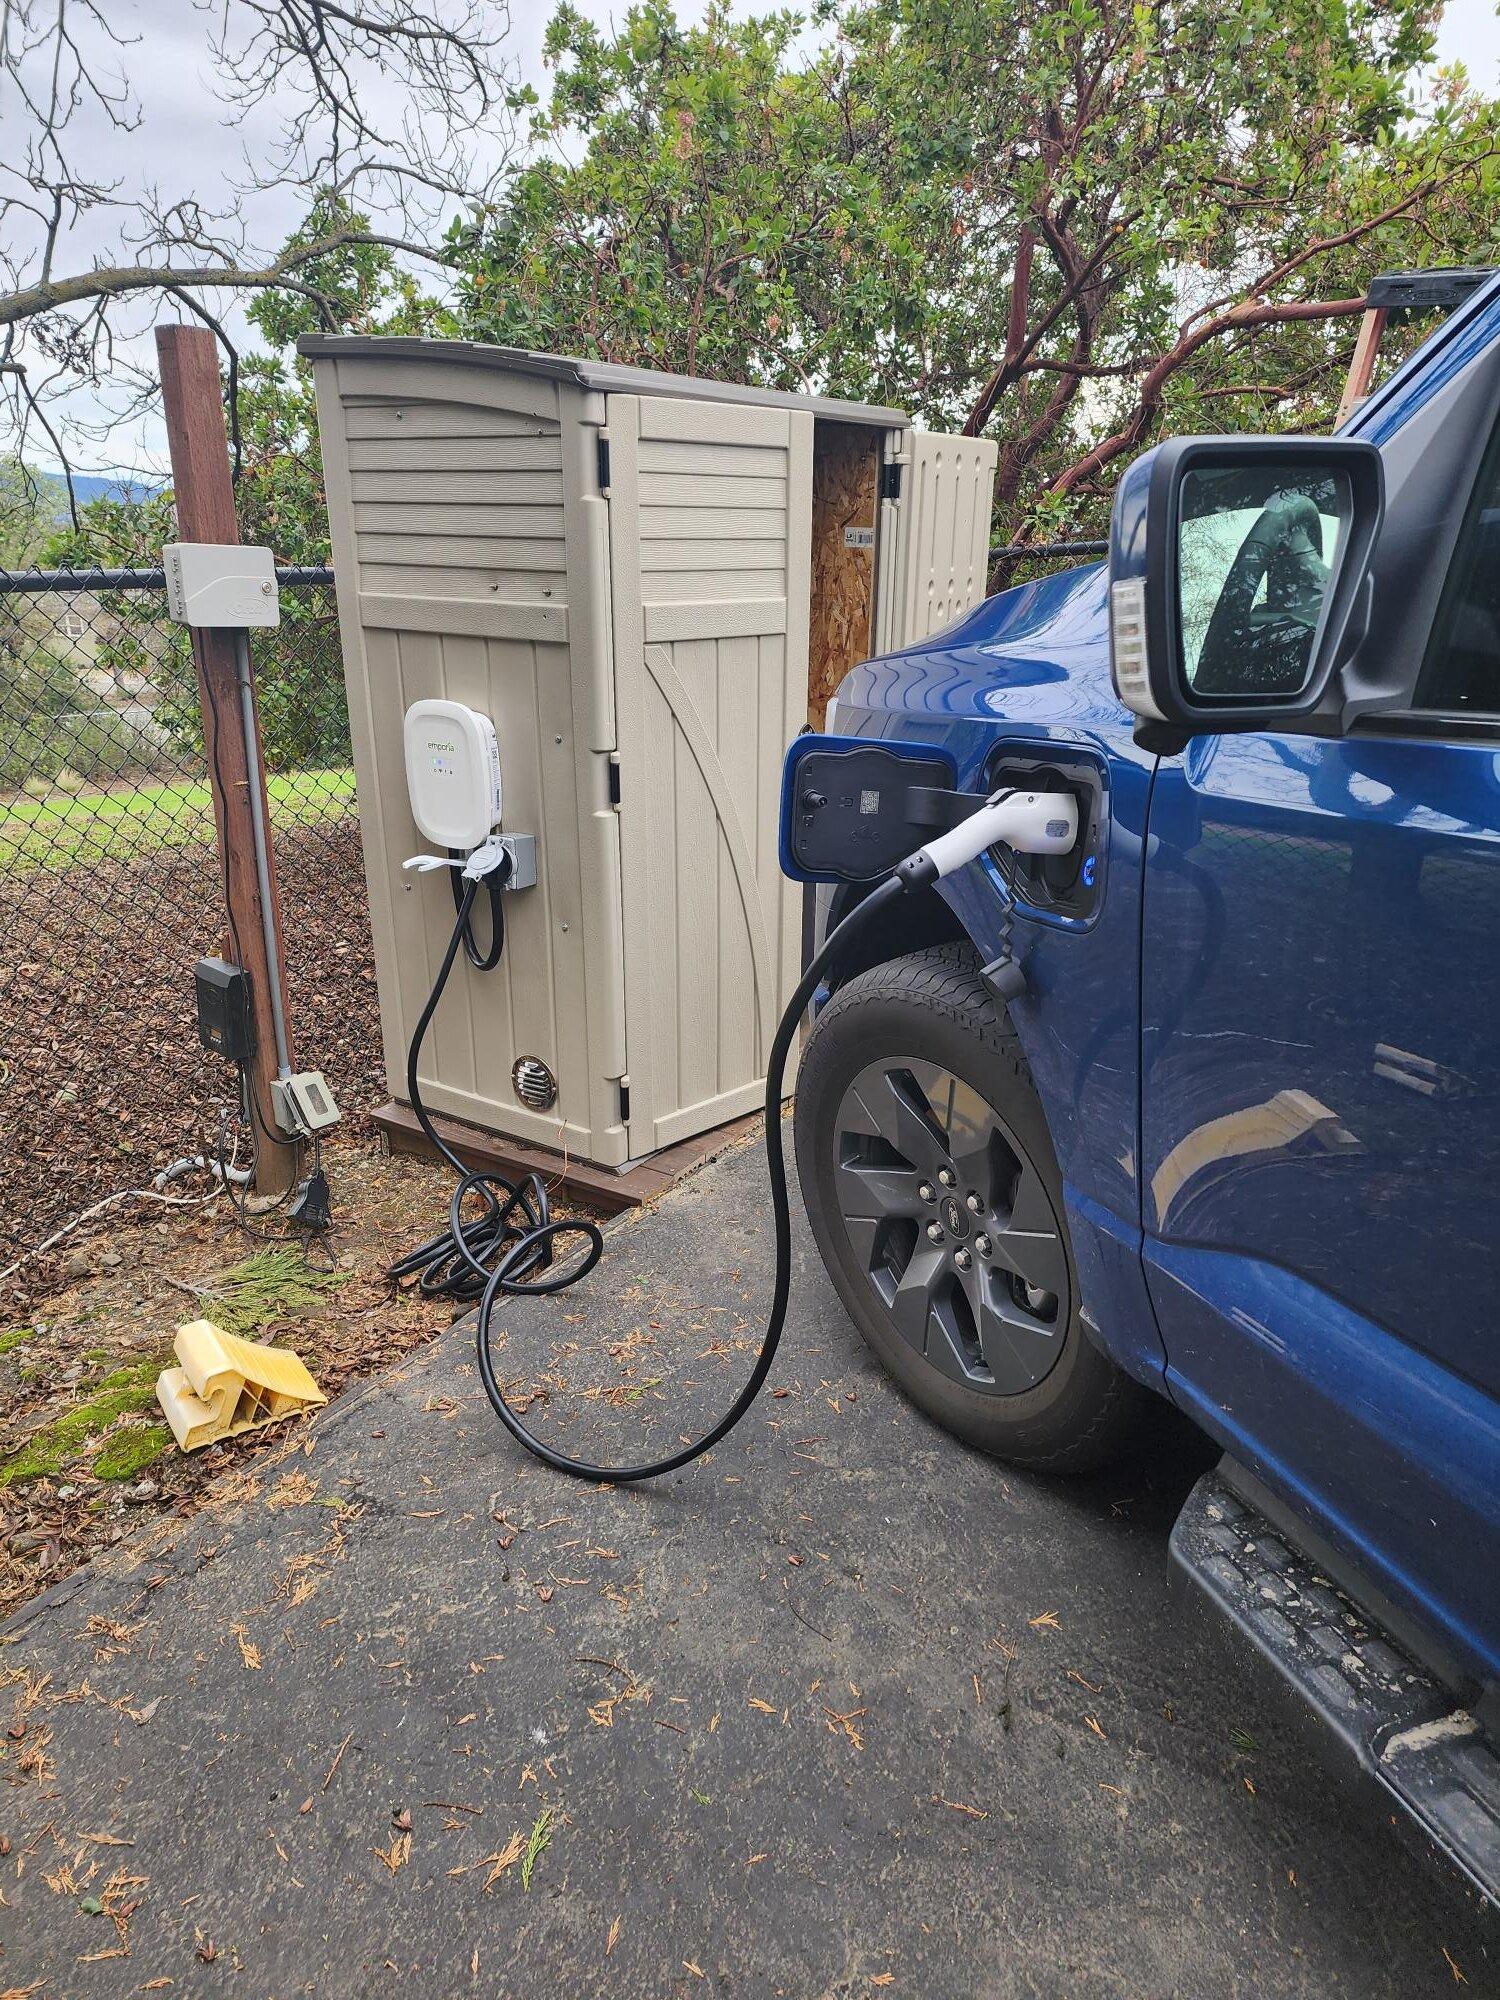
[{"x1": 186, "y1": 1249, "x2": 346, "y2": 1337}]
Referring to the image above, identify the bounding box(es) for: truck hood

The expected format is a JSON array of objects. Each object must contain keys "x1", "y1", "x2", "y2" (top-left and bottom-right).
[{"x1": 839, "y1": 560, "x2": 1118, "y2": 730}]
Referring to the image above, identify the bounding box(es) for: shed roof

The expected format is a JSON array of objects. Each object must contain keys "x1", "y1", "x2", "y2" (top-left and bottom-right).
[{"x1": 297, "y1": 336, "x2": 907, "y2": 428}]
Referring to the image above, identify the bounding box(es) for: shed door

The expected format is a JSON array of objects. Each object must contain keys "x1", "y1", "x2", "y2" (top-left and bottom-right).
[
  {"x1": 874, "y1": 431, "x2": 999, "y2": 652},
  {"x1": 605, "y1": 393, "x2": 814, "y2": 1153}
]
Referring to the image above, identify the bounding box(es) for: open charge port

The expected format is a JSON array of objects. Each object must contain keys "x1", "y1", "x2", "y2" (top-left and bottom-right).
[{"x1": 982, "y1": 748, "x2": 1106, "y2": 921}]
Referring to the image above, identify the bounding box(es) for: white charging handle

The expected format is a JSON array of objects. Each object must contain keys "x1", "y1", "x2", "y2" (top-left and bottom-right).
[{"x1": 914, "y1": 790, "x2": 1078, "y2": 881}]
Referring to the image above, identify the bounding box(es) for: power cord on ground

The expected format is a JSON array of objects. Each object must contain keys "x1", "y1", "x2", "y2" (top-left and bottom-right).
[{"x1": 391, "y1": 865, "x2": 905, "y2": 1483}]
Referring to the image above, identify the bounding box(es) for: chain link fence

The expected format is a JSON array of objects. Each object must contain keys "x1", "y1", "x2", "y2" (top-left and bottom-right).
[
  {"x1": 989, "y1": 538, "x2": 1109, "y2": 591},
  {"x1": 0, "y1": 567, "x2": 383, "y2": 1273}
]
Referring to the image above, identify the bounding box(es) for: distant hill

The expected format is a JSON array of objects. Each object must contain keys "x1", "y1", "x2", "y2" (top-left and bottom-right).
[{"x1": 34, "y1": 468, "x2": 162, "y2": 517}]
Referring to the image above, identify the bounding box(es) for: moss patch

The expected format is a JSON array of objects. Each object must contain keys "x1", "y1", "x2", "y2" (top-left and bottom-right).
[
  {"x1": 0, "y1": 1325, "x2": 33, "y2": 1357},
  {"x1": 0, "y1": 1358, "x2": 164, "y2": 1486},
  {"x1": 93, "y1": 1422, "x2": 171, "y2": 1481}
]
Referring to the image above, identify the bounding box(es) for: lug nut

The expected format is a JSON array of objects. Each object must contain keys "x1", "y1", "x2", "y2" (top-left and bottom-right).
[
  {"x1": 925, "y1": 1221, "x2": 945, "y2": 1244},
  {"x1": 954, "y1": 1248, "x2": 973, "y2": 1272},
  {"x1": 938, "y1": 1167, "x2": 957, "y2": 1189},
  {"x1": 917, "y1": 1181, "x2": 935, "y2": 1203},
  {"x1": 974, "y1": 1234, "x2": 992, "y2": 1258},
  {"x1": 965, "y1": 1192, "x2": 983, "y2": 1214}
]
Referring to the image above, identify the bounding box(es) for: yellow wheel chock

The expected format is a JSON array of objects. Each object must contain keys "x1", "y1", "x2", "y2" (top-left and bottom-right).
[{"x1": 155, "y1": 1319, "x2": 326, "y2": 1453}]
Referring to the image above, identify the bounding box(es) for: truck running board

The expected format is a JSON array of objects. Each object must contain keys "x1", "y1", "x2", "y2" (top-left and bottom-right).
[{"x1": 1171, "y1": 1469, "x2": 1499, "y2": 1908}]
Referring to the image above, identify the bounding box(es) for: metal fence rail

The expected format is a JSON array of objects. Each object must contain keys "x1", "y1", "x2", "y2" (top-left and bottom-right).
[
  {"x1": 0, "y1": 566, "x2": 379, "y2": 1273},
  {"x1": 0, "y1": 565, "x2": 335, "y2": 594}
]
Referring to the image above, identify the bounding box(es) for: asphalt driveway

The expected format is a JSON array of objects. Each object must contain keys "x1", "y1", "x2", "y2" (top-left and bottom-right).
[{"x1": 2, "y1": 1137, "x2": 1493, "y2": 1998}]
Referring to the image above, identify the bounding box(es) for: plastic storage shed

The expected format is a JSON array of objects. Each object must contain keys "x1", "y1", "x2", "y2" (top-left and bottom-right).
[{"x1": 303, "y1": 336, "x2": 997, "y2": 1169}]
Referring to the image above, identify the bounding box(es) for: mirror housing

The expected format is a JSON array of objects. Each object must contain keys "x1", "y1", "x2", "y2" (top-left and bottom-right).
[{"x1": 1108, "y1": 435, "x2": 1383, "y2": 743}]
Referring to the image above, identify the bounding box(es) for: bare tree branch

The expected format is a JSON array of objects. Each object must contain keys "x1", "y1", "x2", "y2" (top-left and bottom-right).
[{"x1": 0, "y1": 0, "x2": 521, "y2": 492}]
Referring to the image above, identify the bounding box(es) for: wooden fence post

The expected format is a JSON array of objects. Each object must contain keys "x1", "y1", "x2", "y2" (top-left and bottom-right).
[{"x1": 155, "y1": 324, "x2": 298, "y2": 1196}]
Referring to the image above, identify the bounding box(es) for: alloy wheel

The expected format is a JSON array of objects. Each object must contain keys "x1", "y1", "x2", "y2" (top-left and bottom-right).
[{"x1": 831, "y1": 1057, "x2": 1070, "y2": 1395}]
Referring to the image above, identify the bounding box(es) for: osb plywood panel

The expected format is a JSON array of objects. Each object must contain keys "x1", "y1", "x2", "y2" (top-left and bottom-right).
[{"x1": 808, "y1": 420, "x2": 882, "y2": 725}]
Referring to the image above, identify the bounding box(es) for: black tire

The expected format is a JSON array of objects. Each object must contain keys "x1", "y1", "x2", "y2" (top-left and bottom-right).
[{"x1": 794, "y1": 942, "x2": 1146, "y2": 1471}]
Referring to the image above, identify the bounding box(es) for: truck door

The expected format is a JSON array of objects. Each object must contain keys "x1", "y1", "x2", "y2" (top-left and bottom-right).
[{"x1": 1138, "y1": 425, "x2": 1500, "y2": 1681}]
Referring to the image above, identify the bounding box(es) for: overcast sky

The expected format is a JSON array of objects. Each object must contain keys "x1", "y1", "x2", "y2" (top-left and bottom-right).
[{"x1": 10, "y1": 0, "x2": 1499, "y2": 477}]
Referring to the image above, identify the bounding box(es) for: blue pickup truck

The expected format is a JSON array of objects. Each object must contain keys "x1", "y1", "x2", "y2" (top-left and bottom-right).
[{"x1": 786, "y1": 270, "x2": 1499, "y2": 1903}]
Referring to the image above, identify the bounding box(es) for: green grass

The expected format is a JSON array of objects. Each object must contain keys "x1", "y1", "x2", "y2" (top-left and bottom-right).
[
  {"x1": 0, "y1": 1326, "x2": 33, "y2": 1357},
  {"x1": 0, "y1": 768, "x2": 356, "y2": 874}
]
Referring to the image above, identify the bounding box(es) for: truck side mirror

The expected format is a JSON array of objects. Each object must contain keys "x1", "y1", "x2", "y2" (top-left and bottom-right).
[{"x1": 1108, "y1": 435, "x2": 1383, "y2": 743}]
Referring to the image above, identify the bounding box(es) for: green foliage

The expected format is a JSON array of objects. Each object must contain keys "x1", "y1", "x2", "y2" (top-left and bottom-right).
[
  {"x1": 187, "y1": 1248, "x2": 346, "y2": 1338},
  {"x1": 15, "y1": 198, "x2": 446, "y2": 776},
  {"x1": 0, "y1": 457, "x2": 55, "y2": 567},
  {"x1": 455, "y1": 3, "x2": 929, "y2": 392},
  {"x1": 14, "y1": 13, "x2": 1498, "y2": 591},
  {"x1": 29, "y1": 482, "x2": 349, "y2": 774},
  {"x1": 456, "y1": 0, "x2": 1499, "y2": 542}
]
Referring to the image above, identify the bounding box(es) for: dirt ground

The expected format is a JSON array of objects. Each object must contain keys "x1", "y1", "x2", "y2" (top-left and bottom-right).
[
  {"x1": 0, "y1": 1131, "x2": 581, "y2": 1626},
  {"x1": 0, "y1": 817, "x2": 384, "y2": 1269}
]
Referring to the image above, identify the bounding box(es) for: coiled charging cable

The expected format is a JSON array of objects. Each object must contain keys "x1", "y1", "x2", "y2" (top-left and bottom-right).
[
  {"x1": 394, "y1": 789, "x2": 1077, "y2": 1483},
  {"x1": 389, "y1": 863, "x2": 606, "y2": 1308}
]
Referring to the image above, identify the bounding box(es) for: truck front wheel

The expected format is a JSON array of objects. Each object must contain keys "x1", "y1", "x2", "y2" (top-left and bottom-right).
[{"x1": 794, "y1": 943, "x2": 1144, "y2": 1471}]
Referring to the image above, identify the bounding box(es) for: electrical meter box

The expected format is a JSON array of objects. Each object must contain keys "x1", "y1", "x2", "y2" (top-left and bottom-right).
[{"x1": 303, "y1": 335, "x2": 997, "y2": 1169}]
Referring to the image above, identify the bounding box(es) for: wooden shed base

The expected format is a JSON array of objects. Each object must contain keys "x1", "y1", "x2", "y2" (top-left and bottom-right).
[{"x1": 372, "y1": 1100, "x2": 763, "y2": 1215}]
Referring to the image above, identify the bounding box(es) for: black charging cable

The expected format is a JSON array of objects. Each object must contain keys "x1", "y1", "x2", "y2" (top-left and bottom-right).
[
  {"x1": 390, "y1": 864, "x2": 607, "y2": 1312},
  {"x1": 392, "y1": 853, "x2": 907, "y2": 1480},
  {"x1": 400, "y1": 786, "x2": 1067, "y2": 1484},
  {"x1": 478, "y1": 875, "x2": 905, "y2": 1482},
  {"x1": 450, "y1": 851, "x2": 506, "y2": 970}
]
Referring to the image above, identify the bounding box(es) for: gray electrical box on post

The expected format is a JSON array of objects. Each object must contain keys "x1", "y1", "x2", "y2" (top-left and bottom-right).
[{"x1": 303, "y1": 336, "x2": 996, "y2": 1171}]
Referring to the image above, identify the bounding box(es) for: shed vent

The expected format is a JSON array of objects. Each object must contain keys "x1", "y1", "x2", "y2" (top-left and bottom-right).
[{"x1": 512, "y1": 1057, "x2": 558, "y2": 1112}]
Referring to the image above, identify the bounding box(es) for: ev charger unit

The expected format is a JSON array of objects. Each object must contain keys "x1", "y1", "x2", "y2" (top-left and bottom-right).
[
  {"x1": 304, "y1": 334, "x2": 998, "y2": 1173},
  {"x1": 403, "y1": 697, "x2": 503, "y2": 850}
]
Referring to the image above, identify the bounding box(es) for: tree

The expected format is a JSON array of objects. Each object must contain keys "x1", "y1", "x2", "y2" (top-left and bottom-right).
[
  {"x1": 454, "y1": 4, "x2": 947, "y2": 391},
  {"x1": 457, "y1": 0, "x2": 1499, "y2": 545},
  {"x1": 24, "y1": 215, "x2": 446, "y2": 772},
  {"x1": 0, "y1": 0, "x2": 523, "y2": 502},
  {"x1": 0, "y1": 454, "x2": 52, "y2": 565}
]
